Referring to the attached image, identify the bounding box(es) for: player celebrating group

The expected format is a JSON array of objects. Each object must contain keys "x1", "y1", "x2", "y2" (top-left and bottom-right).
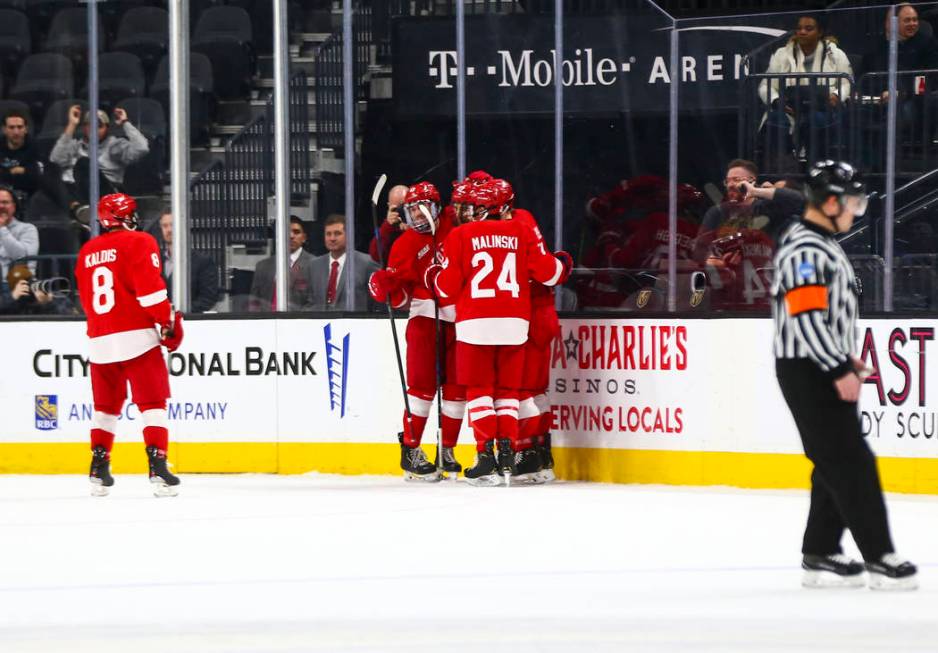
[
  {"x1": 74, "y1": 193, "x2": 184, "y2": 497},
  {"x1": 368, "y1": 182, "x2": 465, "y2": 481},
  {"x1": 426, "y1": 178, "x2": 572, "y2": 486}
]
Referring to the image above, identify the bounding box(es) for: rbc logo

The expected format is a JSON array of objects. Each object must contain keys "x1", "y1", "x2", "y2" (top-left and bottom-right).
[
  {"x1": 35, "y1": 395, "x2": 58, "y2": 430},
  {"x1": 323, "y1": 324, "x2": 350, "y2": 418}
]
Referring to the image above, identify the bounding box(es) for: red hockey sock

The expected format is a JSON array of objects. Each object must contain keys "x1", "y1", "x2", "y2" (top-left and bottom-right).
[
  {"x1": 441, "y1": 414, "x2": 462, "y2": 448},
  {"x1": 494, "y1": 397, "x2": 520, "y2": 447},
  {"x1": 402, "y1": 413, "x2": 429, "y2": 448},
  {"x1": 467, "y1": 394, "x2": 496, "y2": 451},
  {"x1": 517, "y1": 394, "x2": 541, "y2": 449},
  {"x1": 90, "y1": 429, "x2": 115, "y2": 453},
  {"x1": 143, "y1": 426, "x2": 169, "y2": 451}
]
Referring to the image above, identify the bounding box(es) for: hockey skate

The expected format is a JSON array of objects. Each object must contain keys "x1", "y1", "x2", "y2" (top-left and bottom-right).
[
  {"x1": 434, "y1": 446, "x2": 461, "y2": 480},
  {"x1": 401, "y1": 444, "x2": 441, "y2": 482},
  {"x1": 89, "y1": 446, "x2": 114, "y2": 497},
  {"x1": 496, "y1": 438, "x2": 517, "y2": 487},
  {"x1": 513, "y1": 448, "x2": 544, "y2": 484},
  {"x1": 146, "y1": 446, "x2": 180, "y2": 497},
  {"x1": 464, "y1": 440, "x2": 500, "y2": 487},
  {"x1": 866, "y1": 553, "x2": 918, "y2": 591},
  {"x1": 801, "y1": 554, "x2": 865, "y2": 588},
  {"x1": 535, "y1": 434, "x2": 556, "y2": 483}
]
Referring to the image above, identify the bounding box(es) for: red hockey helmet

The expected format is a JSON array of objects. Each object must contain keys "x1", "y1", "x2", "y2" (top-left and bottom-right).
[
  {"x1": 490, "y1": 178, "x2": 515, "y2": 208},
  {"x1": 451, "y1": 181, "x2": 472, "y2": 204},
  {"x1": 405, "y1": 181, "x2": 441, "y2": 205},
  {"x1": 97, "y1": 193, "x2": 138, "y2": 230},
  {"x1": 403, "y1": 181, "x2": 441, "y2": 234},
  {"x1": 466, "y1": 170, "x2": 493, "y2": 185},
  {"x1": 467, "y1": 183, "x2": 502, "y2": 221}
]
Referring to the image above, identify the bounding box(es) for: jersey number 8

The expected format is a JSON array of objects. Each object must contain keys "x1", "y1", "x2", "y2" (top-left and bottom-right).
[
  {"x1": 470, "y1": 251, "x2": 520, "y2": 299},
  {"x1": 92, "y1": 267, "x2": 116, "y2": 314}
]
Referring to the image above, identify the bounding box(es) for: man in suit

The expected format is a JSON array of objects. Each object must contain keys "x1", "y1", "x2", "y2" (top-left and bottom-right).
[
  {"x1": 249, "y1": 216, "x2": 316, "y2": 311},
  {"x1": 311, "y1": 213, "x2": 378, "y2": 311},
  {"x1": 159, "y1": 210, "x2": 219, "y2": 313}
]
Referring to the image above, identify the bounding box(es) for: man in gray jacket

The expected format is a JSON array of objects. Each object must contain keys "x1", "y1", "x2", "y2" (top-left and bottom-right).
[
  {"x1": 0, "y1": 187, "x2": 38, "y2": 280},
  {"x1": 249, "y1": 216, "x2": 316, "y2": 312},
  {"x1": 310, "y1": 213, "x2": 378, "y2": 311},
  {"x1": 49, "y1": 106, "x2": 149, "y2": 224}
]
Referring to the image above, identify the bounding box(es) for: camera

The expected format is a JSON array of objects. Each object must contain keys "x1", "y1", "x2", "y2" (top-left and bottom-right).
[
  {"x1": 711, "y1": 232, "x2": 745, "y2": 258},
  {"x1": 29, "y1": 277, "x2": 71, "y2": 297}
]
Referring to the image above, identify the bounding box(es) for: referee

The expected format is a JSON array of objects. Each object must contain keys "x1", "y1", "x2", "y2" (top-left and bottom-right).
[{"x1": 772, "y1": 160, "x2": 917, "y2": 590}]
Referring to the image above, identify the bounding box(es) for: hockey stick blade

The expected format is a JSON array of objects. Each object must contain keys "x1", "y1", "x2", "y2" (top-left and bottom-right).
[{"x1": 372, "y1": 174, "x2": 388, "y2": 207}]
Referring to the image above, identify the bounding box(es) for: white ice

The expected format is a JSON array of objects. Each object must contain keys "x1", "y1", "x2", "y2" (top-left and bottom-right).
[{"x1": 0, "y1": 474, "x2": 935, "y2": 653}]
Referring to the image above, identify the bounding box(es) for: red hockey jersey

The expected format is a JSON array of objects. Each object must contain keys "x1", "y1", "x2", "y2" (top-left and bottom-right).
[
  {"x1": 434, "y1": 219, "x2": 564, "y2": 345},
  {"x1": 384, "y1": 216, "x2": 456, "y2": 321},
  {"x1": 75, "y1": 229, "x2": 172, "y2": 363},
  {"x1": 509, "y1": 208, "x2": 556, "y2": 310}
]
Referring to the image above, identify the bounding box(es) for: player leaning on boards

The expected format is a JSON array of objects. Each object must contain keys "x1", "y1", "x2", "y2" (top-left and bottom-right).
[
  {"x1": 771, "y1": 161, "x2": 917, "y2": 590},
  {"x1": 74, "y1": 194, "x2": 184, "y2": 498}
]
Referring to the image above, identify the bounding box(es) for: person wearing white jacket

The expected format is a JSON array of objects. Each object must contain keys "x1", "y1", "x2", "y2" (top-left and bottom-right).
[{"x1": 758, "y1": 15, "x2": 853, "y2": 162}]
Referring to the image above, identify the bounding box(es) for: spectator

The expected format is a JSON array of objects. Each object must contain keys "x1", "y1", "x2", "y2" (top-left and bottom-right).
[
  {"x1": 759, "y1": 14, "x2": 852, "y2": 162},
  {"x1": 0, "y1": 187, "x2": 38, "y2": 280},
  {"x1": 0, "y1": 111, "x2": 42, "y2": 200},
  {"x1": 0, "y1": 264, "x2": 72, "y2": 315},
  {"x1": 249, "y1": 216, "x2": 316, "y2": 312},
  {"x1": 696, "y1": 160, "x2": 803, "y2": 311},
  {"x1": 860, "y1": 4, "x2": 938, "y2": 155},
  {"x1": 369, "y1": 183, "x2": 409, "y2": 264},
  {"x1": 863, "y1": 4, "x2": 938, "y2": 92},
  {"x1": 48, "y1": 106, "x2": 149, "y2": 224},
  {"x1": 312, "y1": 213, "x2": 378, "y2": 310},
  {"x1": 698, "y1": 159, "x2": 803, "y2": 241},
  {"x1": 158, "y1": 210, "x2": 219, "y2": 313}
]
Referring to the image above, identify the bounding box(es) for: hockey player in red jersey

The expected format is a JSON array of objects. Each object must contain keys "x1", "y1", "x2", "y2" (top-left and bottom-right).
[
  {"x1": 426, "y1": 182, "x2": 573, "y2": 486},
  {"x1": 367, "y1": 182, "x2": 465, "y2": 481},
  {"x1": 492, "y1": 178, "x2": 559, "y2": 483},
  {"x1": 74, "y1": 193, "x2": 184, "y2": 497}
]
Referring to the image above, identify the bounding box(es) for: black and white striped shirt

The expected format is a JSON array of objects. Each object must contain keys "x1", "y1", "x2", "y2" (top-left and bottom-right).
[{"x1": 771, "y1": 220, "x2": 858, "y2": 378}]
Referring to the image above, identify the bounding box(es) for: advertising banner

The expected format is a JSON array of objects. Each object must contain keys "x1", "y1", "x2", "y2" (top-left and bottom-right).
[
  {"x1": 392, "y1": 15, "x2": 789, "y2": 116},
  {"x1": 4, "y1": 317, "x2": 938, "y2": 462}
]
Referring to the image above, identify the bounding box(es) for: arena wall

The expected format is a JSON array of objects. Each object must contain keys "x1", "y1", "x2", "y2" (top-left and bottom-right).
[{"x1": 3, "y1": 317, "x2": 937, "y2": 493}]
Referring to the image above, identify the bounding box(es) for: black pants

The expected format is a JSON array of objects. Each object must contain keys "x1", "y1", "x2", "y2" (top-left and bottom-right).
[{"x1": 775, "y1": 358, "x2": 894, "y2": 561}]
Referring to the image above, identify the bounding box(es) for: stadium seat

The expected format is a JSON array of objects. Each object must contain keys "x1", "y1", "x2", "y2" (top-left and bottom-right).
[
  {"x1": 84, "y1": 52, "x2": 146, "y2": 110},
  {"x1": 150, "y1": 52, "x2": 215, "y2": 145},
  {"x1": 34, "y1": 98, "x2": 87, "y2": 159},
  {"x1": 115, "y1": 96, "x2": 166, "y2": 195},
  {"x1": 191, "y1": 6, "x2": 254, "y2": 100},
  {"x1": 0, "y1": 98, "x2": 31, "y2": 127},
  {"x1": 111, "y1": 6, "x2": 169, "y2": 75},
  {"x1": 0, "y1": 0, "x2": 26, "y2": 11},
  {"x1": 97, "y1": 0, "x2": 148, "y2": 37},
  {"x1": 42, "y1": 7, "x2": 106, "y2": 67},
  {"x1": 0, "y1": 9, "x2": 30, "y2": 76},
  {"x1": 9, "y1": 53, "x2": 74, "y2": 124}
]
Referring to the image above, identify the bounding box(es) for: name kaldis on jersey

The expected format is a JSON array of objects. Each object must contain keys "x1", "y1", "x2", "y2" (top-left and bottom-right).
[{"x1": 84, "y1": 249, "x2": 118, "y2": 267}]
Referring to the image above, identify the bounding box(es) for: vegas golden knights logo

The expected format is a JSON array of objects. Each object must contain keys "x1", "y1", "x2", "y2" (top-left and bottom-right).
[
  {"x1": 690, "y1": 289, "x2": 705, "y2": 308},
  {"x1": 637, "y1": 289, "x2": 652, "y2": 308}
]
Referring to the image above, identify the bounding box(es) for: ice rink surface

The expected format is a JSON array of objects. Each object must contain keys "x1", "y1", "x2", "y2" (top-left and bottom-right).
[{"x1": 1, "y1": 473, "x2": 935, "y2": 653}]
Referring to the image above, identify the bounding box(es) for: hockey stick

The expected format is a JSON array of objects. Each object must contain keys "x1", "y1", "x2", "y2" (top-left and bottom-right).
[
  {"x1": 419, "y1": 203, "x2": 448, "y2": 479},
  {"x1": 370, "y1": 174, "x2": 414, "y2": 445}
]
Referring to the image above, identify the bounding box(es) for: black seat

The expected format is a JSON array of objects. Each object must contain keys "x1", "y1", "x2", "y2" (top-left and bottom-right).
[
  {"x1": 0, "y1": 98, "x2": 31, "y2": 128},
  {"x1": 42, "y1": 7, "x2": 105, "y2": 68},
  {"x1": 112, "y1": 6, "x2": 169, "y2": 74},
  {"x1": 25, "y1": 191, "x2": 79, "y2": 256},
  {"x1": 115, "y1": 96, "x2": 166, "y2": 194},
  {"x1": 0, "y1": 9, "x2": 30, "y2": 76},
  {"x1": 9, "y1": 53, "x2": 73, "y2": 124},
  {"x1": 97, "y1": 0, "x2": 148, "y2": 38},
  {"x1": 191, "y1": 6, "x2": 254, "y2": 99},
  {"x1": 84, "y1": 52, "x2": 146, "y2": 110},
  {"x1": 34, "y1": 98, "x2": 87, "y2": 159},
  {"x1": 150, "y1": 52, "x2": 215, "y2": 145},
  {"x1": 0, "y1": 0, "x2": 26, "y2": 11}
]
